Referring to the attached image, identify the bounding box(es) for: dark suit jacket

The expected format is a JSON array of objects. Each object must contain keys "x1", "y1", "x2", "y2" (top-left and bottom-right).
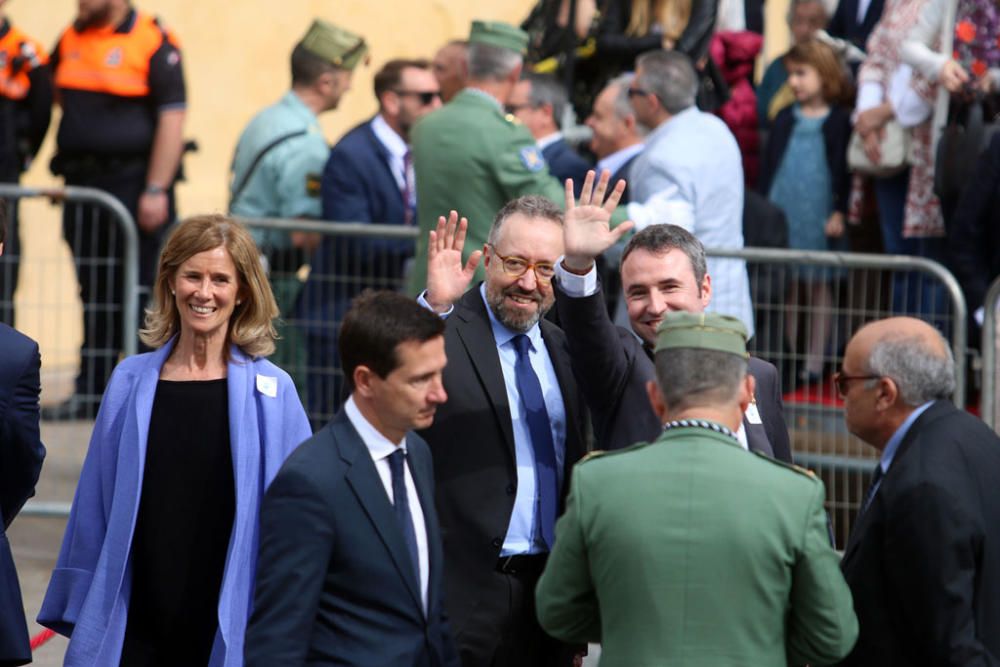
[
  {"x1": 541, "y1": 138, "x2": 591, "y2": 197},
  {"x1": 838, "y1": 401, "x2": 1000, "y2": 665},
  {"x1": 554, "y1": 282, "x2": 792, "y2": 461},
  {"x1": 0, "y1": 324, "x2": 44, "y2": 667},
  {"x1": 416, "y1": 286, "x2": 589, "y2": 652},
  {"x1": 299, "y1": 119, "x2": 414, "y2": 331},
  {"x1": 246, "y1": 411, "x2": 459, "y2": 667},
  {"x1": 827, "y1": 0, "x2": 886, "y2": 52}
]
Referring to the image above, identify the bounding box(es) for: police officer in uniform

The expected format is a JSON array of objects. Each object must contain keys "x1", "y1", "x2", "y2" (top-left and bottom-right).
[
  {"x1": 535, "y1": 312, "x2": 859, "y2": 667},
  {"x1": 0, "y1": 0, "x2": 52, "y2": 326},
  {"x1": 47, "y1": 0, "x2": 186, "y2": 419},
  {"x1": 407, "y1": 21, "x2": 581, "y2": 295},
  {"x1": 229, "y1": 19, "x2": 367, "y2": 403}
]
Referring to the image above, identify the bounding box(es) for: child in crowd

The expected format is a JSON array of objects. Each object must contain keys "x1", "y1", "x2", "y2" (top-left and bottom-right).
[{"x1": 759, "y1": 38, "x2": 851, "y2": 384}]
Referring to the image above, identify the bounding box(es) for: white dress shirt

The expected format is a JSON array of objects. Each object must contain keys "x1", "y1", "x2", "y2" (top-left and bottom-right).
[
  {"x1": 556, "y1": 260, "x2": 751, "y2": 449},
  {"x1": 344, "y1": 396, "x2": 429, "y2": 610},
  {"x1": 596, "y1": 143, "x2": 645, "y2": 182},
  {"x1": 370, "y1": 113, "x2": 410, "y2": 192},
  {"x1": 536, "y1": 132, "x2": 563, "y2": 152},
  {"x1": 626, "y1": 107, "x2": 755, "y2": 337}
]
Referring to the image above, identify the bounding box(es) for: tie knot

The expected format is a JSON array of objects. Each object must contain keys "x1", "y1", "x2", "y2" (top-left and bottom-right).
[
  {"x1": 388, "y1": 448, "x2": 406, "y2": 474},
  {"x1": 512, "y1": 334, "x2": 532, "y2": 358}
]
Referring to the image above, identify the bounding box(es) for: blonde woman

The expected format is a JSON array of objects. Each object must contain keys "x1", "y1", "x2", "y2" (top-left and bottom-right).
[
  {"x1": 596, "y1": 0, "x2": 718, "y2": 69},
  {"x1": 39, "y1": 214, "x2": 311, "y2": 666}
]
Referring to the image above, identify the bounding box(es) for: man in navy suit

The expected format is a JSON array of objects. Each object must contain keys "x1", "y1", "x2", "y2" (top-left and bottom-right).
[
  {"x1": 0, "y1": 206, "x2": 45, "y2": 667},
  {"x1": 246, "y1": 290, "x2": 459, "y2": 667},
  {"x1": 507, "y1": 72, "x2": 591, "y2": 196},
  {"x1": 299, "y1": 59, "x2": 441, "y2": 423}
]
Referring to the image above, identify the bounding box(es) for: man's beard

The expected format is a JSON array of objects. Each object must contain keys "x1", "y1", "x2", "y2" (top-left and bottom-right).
[
  {"x1": 78, "y1": 4, "x2": 114, "y2": 29},
  {"x1": 486, "y1": 282, "x2": 553, "y2": 333}
]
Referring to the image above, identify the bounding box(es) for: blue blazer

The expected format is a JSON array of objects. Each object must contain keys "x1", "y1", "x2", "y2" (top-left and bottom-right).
[
  {"x1": 0, "y1": 324, "x2": 45, "y2": 667},
  {"x1": 542, "y1": 137, "x2": 591, "y2": 197},
  {"x1": 246, "y1": 410, "x2": 459, "y2": 667},
  {"x1": 299, "y1": 119, "x2": 415, "y2": 332},
  {"x1": 38, "y1": 340, "x2": 311, "y2": 667}
]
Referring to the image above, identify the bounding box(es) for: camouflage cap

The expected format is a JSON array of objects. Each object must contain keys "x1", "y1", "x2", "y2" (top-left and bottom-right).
[
  {"x1": 468, "y1": 20, "x2": 528, "y2": 55},
  {"x1": 654, "y1": 311, "x2": 748, "y2": 358},
  {"x1": 300, "y1": 19, "x2": 368, "y2": 70}
]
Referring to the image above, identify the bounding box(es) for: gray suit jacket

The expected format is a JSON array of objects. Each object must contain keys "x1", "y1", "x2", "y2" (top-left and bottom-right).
[{"x1": 555, "y1": 282, "x2": 792, "y2": 461}]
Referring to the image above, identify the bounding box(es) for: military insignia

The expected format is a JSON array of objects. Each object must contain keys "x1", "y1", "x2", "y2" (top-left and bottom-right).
[
  {"x1": 105, "y1": 47, "x2": 123, "y2": 67},
  {"x1": 519, "y1": 146, "x2": 545, "y2": 172},
  {"x1": 306, "y1": 173, "x2": 321, "y2": 197}
]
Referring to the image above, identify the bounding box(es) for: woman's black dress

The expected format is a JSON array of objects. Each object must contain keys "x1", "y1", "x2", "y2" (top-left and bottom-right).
[{"x1": 119, "y1": 378, "x2": 235, "y2": 667}]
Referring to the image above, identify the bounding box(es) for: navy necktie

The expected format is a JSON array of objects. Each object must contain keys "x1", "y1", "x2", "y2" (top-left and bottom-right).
[
  {"x1": 860, "y1": 462, "x2": 884, "y2": 515},
  {"x1": 388, "y1": 449, "x2": 420, "y2": 578},
  {"x1": 512, "y1": 334, "x2": 558, "y2": 550}
]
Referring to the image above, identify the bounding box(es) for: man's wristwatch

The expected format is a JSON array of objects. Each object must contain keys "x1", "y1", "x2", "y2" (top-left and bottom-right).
[{"x1": 144, "y1": 184, "x2": 166, "y2": 196}]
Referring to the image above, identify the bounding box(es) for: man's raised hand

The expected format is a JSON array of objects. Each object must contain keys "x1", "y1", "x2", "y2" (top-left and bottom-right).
[
  {"x1": 425, "y1": 211, "x2": 482, "y2": 313},
  {"x1": 562, "y1": 170, "x2": 634, "y2": 274}
]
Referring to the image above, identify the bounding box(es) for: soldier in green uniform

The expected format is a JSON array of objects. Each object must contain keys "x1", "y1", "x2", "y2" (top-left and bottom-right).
[
  {"x1": 229, "y1": 19, "x2": 366, "y2": 395},
  {"x1": 407, "y1": 20, "x2": 587, "y2": 295},
  {"x1": 535, "y1": 311, "x2": 859, "y2": 667}
]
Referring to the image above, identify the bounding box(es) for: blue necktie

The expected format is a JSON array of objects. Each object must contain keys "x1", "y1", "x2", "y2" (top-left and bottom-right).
[
  {"x1": 512, "y1": 334, "x2": 558, "y2": 550},
  {"x1": 388, "y1": 449, "x2": 420, "y2": 578}
]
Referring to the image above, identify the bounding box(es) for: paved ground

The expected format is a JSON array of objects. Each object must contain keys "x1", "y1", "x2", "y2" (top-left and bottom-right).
[{"x1": 11, "y1": 420, "x2": 603, "y2": 666}]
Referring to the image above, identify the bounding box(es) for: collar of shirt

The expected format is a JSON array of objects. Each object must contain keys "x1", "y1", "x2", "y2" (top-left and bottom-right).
[
  {"x1": 880, "y1": 401, "x2": 934, "y2": 474},
  {"x1": 478, "y1": 283, "x2": 544, "y2": 352},
  {"x1": 646, "y1": 105, "x2": 699, "y2": 144},
  {"x1": 344, "y1": 395, "x2": 407, "y2": 463},
  {"x1": 370, "y1": 113, "x2": 408, "y2": 162},
  {"x1": 536, "y1": 132, "x2": 563, "y2": 152},
  {"x1": 464, "y1": 87, "x2": 504, "y2": 112},
  {"x1": 596, "y1": 143, "x2": 645, "y2": 178},
  {"x1": 283, "y1": 90, "x2": 322, "y2": 130}
]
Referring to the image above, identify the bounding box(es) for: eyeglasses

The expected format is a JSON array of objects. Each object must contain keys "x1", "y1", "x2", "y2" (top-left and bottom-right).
[
  {"x1": 394, "y1": 90, "x2": 441, "y2": 105},
  {"x1": 833, "y1": 371, "x2": 881, "y2": 398},
  {"x1": 504, "y1": 103, "x2": 531, "y2": 114},
  {"x1": 487, "y1": 245, "x2": 556, "y2": 284}
]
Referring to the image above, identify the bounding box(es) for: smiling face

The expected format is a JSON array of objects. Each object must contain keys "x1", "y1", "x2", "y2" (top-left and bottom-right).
[
  {"x1": 168, "y1": 245, "x2": 242, "y2": 344},
  {"x1": 621, "y1": 247, "x2": 711, "y2": 346},
  {"x1": 484, "y1": 213, "x2": 563, "y2": 333}
]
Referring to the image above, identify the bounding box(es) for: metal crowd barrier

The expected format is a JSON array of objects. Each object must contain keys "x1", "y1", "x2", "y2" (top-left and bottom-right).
[
  {"x1": 1, "y1": 184, "x2": 139, "y2": 519},
  {"x1": 981, "y1": 276, "x2": 1000, "y2": 431},
  {"x1": 714, "y1": 246, "x2": 966, "y2": 546}
]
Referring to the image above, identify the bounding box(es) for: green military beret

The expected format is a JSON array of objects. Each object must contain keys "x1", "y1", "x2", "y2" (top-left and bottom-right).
[
  {"x1": 300, "y1": 19, "x2": 368, "y2": 70},
  {"x1": 468, "y1": 20, "x2": 528, "y2": 55},
  {"x1": 654, "y1": 311, "x2": 748, "y2": 358}
]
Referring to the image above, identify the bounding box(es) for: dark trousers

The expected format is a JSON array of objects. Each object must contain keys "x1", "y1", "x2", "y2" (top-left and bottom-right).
[
  {"x1": 0, "y1": 174, "x2": 20, "y2": 326},
  {"x1": 457, "y1": 556, "x2": 573, "y2": 667},
  {"x1": 63, "y1": 163, "x2": 172, "y2": 408}
]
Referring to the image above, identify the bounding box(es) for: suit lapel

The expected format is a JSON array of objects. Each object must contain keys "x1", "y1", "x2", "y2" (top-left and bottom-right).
[
  {"x1": 363, "y1": 120, "x2": 405, "y2": 204},
  {"x1": 334, "y1": 415, "x2": 423, "y2": 612},
  {"x1": 743, "y1": 417, "x2": 774, "y2": 458},
  {"x1": 453, "y1": 289, "x2": 517, "y2": 456},
  {"x1": 408, "y1": 436, "x2": 436, "y2": 619}
]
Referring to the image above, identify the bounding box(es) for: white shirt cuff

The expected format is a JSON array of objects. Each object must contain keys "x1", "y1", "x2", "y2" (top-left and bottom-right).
[
  {"x1": 416, "y1": 290, "x2": 454, "y2": 318},
  {"x1": 855, "y1": 81, "x2": 885, "y2": 114},
  {"x1": 555, "y1": 259, "x2": 599, "y2": 297}
]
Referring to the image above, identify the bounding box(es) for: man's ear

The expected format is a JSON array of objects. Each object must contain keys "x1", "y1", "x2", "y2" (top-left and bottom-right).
[
  {"x1": 354, "y1": 365, "x2": 376, "y2": 399},
  {"x1": 646, "y1": 379, "x2": 668, "y2": 422},
  {"x1": 739, "y1": 372, "x2": 755, "y2": 414},
  {"x1": 875, "y1": 376, "x2": 899, "y2": 411},
  {"x1": 508, "y1": 61, "x2": 523, "y2": 86}
]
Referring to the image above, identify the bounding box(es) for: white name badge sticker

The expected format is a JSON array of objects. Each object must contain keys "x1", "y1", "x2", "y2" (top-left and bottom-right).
[
  {"x1": 745, "y1": 403, "x2": 763, "y2": 425},
  {"x1": 256, "y1": 374, "x2": 278, "y2": 398}
]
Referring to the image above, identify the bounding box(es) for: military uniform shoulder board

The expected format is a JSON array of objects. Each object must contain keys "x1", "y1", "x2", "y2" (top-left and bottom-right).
[
  {"x1": 752, "y1": 450, "x2": 818, "y2": 479},
  {"x1": 519, "y1": 145, "x2": 545, "y2": 172}
]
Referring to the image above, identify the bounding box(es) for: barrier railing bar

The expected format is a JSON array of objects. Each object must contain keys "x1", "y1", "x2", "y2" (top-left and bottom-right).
[{"x1": 980, "y1": 276, "x2": 1000, "y2": 429}]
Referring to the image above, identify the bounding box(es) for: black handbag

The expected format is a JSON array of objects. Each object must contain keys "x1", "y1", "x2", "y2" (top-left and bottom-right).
[{"x1": 934, "y1": 96, "x2": 1000, "y2": 201}]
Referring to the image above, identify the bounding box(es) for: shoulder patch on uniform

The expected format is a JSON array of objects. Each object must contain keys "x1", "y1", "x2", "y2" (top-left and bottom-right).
[
  {"x1": 752, "y1": 450, "x2": 818, "y2": 478},
  {"x1": 519, "y1": 146, "x2": 545, "y2": 172},
  {"x1": 306, "y1": 173, "x2": 321, "y2": 197}
]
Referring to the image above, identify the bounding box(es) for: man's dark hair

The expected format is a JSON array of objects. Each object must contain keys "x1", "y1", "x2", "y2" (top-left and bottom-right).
[
  {"x1": 621, "y1": 224, "x2": 707, "y2": 288},
  {"x1": 291, "y1": 43, "x2": 339, "y2": 86},
  {"x1": 339, "y1": 290, "x2": 446, "y2": 391},
  {"x1": 0, "y1": 200, "x2": 6, "y2": 247},
  {"x1": 374, "y1": 58, "x2": 431, "y2": 102}
]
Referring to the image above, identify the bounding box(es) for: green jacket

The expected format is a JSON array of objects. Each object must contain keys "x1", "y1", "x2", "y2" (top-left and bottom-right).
[
  {"x1": 535, "y1": 426, "x2": 858, "y2": 667},
  {"x1": 407, "y1": 89, "x2": 625, "y2": 295}
]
